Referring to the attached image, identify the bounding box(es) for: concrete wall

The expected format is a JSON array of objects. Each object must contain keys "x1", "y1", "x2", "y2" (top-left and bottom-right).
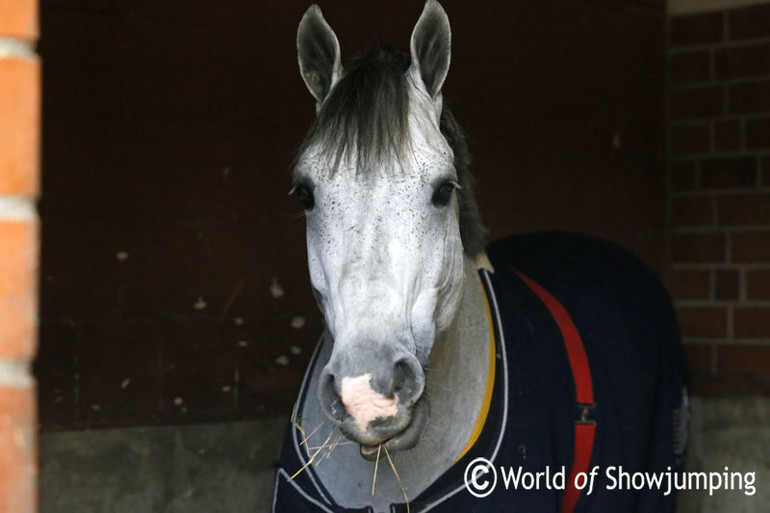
[
  {"x1": 39, "y1": 418, "x2": 287, "y2": 513},
  {"x1": 678, "y1": 398, "x2": 770, "y2": 512}
]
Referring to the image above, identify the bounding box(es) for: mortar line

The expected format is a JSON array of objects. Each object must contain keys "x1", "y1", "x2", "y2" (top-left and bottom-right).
[
  {"x1": 0, "y1": 197, "x2": 37, "y2": 220},
  {"x1": 0, "y1": 360, "x2": 33, "y2": 388},
  {"x1": 0, "y1": 37, "x2": 35, "y2": 58}
]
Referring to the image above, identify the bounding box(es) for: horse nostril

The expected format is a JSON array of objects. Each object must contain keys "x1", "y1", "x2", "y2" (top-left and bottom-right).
[
  {"x1": 392, "y1": 357, "x2": 423, "y2": 405},
  {"x1": 319, "y1": 371, "x2": 346, "y2": 422}
]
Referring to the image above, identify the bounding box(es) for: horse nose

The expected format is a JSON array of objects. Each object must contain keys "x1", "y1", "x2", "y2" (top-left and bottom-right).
[{"x1": 318, "y1": 354, "x2": 424, "y2": 428}]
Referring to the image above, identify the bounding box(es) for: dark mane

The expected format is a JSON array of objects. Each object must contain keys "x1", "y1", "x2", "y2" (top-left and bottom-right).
[
  {"x1": 440, "y1": 108, "x2": 487, "y2": 256},
  {"x1": 298, "y1": 45, "x2": 487, "y2": 256}
]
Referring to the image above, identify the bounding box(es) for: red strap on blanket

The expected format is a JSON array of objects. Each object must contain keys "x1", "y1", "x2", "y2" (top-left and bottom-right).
[
  {"x1": 512, "y1": 269, "x2": 596, "y2": 513},
  {"x1": 561, "y1": 424, "x2": 596, "y2": 513}
]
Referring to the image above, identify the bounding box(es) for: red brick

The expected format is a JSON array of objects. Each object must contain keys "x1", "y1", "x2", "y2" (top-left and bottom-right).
[
  {"x1": 734, "y1": 307, "x2": 770, "y2": 339},
  {"x1": 714, "y1": 119, "x2": 741, "y2": 152},
  {"x1": 715, "y1": 269, "x2": 740, "y2": 300},
  {"x1": 670, "y1": 12, "x2": 724, "y2": 47},
  {"x1": 676, "y1": 306, "x2": 728, "y2": 338},
  {"x1": 718, "y1": 193, "x2": 770, "y2": 225},
  {"x1": 746, "y1": 269, "x2": 770, "y2": 300},
  {"x1": 0, "y1": 56, "x2": 40, "y2": 196},
  {"x1": 701, "y1": 156, "x2": 757, "y2": 189},
  {"x1": 684, "y1": 342, "x2": 714, "y2": 375},
  {"x1": 730, "y1": 80, "x2": 770, "y2": 115},
  {"x1": 671, "y1": 86, "x2": 724, "y2": 119},
  {"x1": 746, "y1": 117, "x2": 770, "y2": 150},
  {"x1": 729, "y1": 4, "x2": 770, "y2": 41},
  {"x1": 0, "y1": 219, "x2": 38, "y2": 360},
  {"x1": 672, "y1": 232, "x2": 726, "y2": 263},
  {"x1": 670, "y1": 50, "x2": 712, "y2": 84},
  {"x1": 0, "y1": 386, "x2": 35, "y2": 513},
  {"x1": 0, "y1": 0, "x2": 38, "y2": 40},
  {"x1": 732, "y1": 231, "x2": 770, "y2": 263},
  {"x1": 669, "y1": 269, "x2": 711, "y2": 300},
  {"x1": 672, "y1": 159, "x2": 698, "y2": 191},
  {"x1": 671, "y1": 122, "x2": 710, "y2": 155},
  {"x1": 671, "y1": 195, "x2": 714, "y2": 227},
  {"x1": 720, "y1": 344, "x2": 770, "y2": 373},
  {"x1": 716, "y1": 42, "x2": 770, "y2": 80}
]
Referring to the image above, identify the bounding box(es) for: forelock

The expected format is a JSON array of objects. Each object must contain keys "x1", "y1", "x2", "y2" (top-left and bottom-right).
[{"x1": 299, "y1": 45, "x2": 411, "y2": 175}]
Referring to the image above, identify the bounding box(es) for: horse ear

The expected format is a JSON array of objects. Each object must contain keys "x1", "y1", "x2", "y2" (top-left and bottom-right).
[
  {"x1": 408, "y1": 0, "x2": 451, "y2": 100},
  {"x1": 297, "y1": 5, "x2": 343, "y2": 106}
]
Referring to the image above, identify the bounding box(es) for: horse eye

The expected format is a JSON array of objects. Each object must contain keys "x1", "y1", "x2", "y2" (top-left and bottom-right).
[
  {"x1": 292, "y1": 185, "x2": 315, "y2": 210},
  {"x1": 432, "y1": 181, "x2": 456, "y2": 207}
]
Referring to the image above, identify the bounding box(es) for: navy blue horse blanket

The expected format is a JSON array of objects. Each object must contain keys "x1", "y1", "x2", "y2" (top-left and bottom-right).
[{"x1": 273, "y1": 232, "x2": 689, "y2": 512}]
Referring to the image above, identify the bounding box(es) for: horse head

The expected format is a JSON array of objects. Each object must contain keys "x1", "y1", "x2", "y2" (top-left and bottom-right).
[{"x1": 293, "y1": 0, "x2": 483, "y2": 459}]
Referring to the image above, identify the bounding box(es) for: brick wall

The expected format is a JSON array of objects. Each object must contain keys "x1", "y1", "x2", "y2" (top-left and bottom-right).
[
  {"x1": 669, "y1": 3, "x2": 770, "y2": 395},
  {"x1": 0, "y1": 0, "x2": 39, "y2": 511}
]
